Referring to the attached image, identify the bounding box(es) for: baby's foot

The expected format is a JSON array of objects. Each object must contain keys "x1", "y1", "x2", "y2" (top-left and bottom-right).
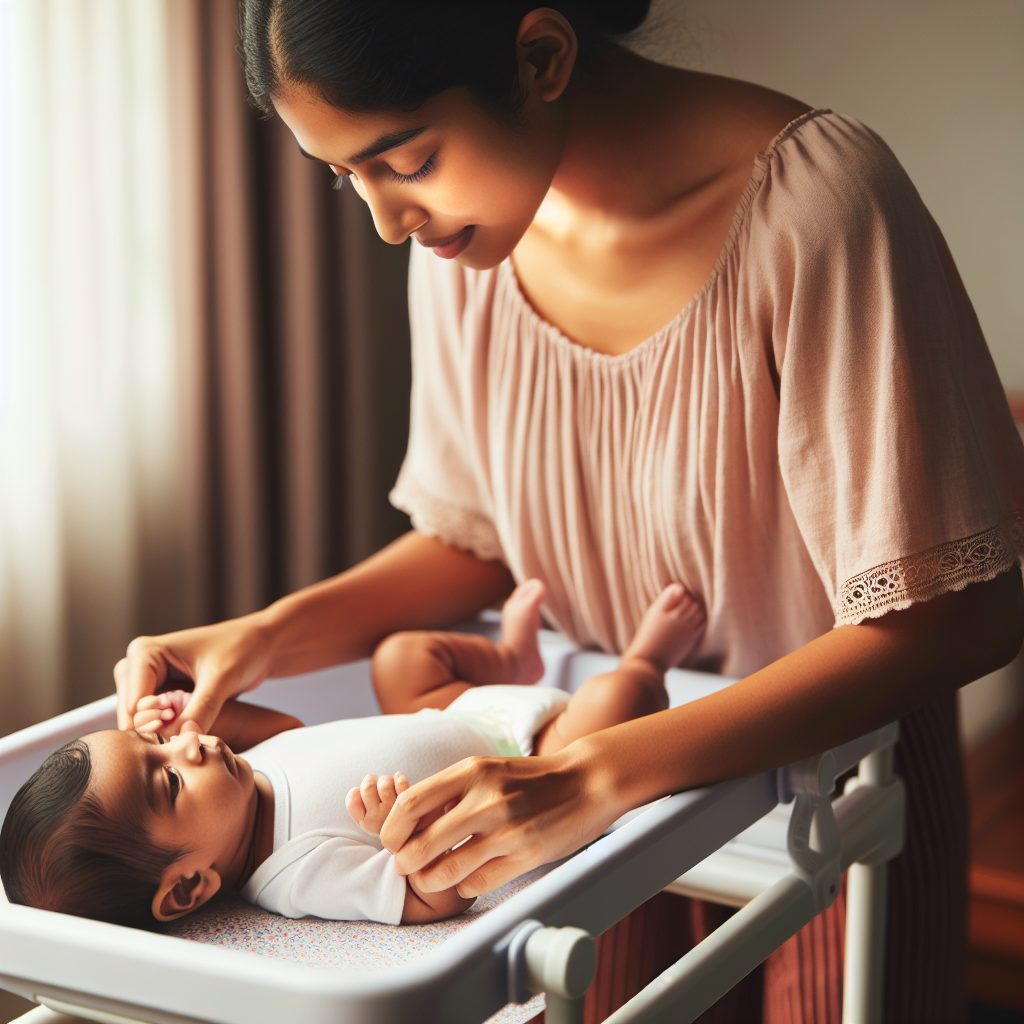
[
  {"x1": 622, "y1": 584, "x2": 706, "y2": 674},
  {"x1": 499, "y1": 578, "x2": 546, "y2": 686},
  {"x1": 347, "y1": 773, "x2": 410, "y2": 837}
]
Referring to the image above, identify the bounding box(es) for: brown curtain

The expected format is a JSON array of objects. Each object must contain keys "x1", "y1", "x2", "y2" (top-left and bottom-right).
[{"x1": 167, "y1": 0, "x2": 413, "y2": 625}]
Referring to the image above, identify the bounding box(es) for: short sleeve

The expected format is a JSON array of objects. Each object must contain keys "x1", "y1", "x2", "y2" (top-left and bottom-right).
[
  {"x1": 754, "y1": 114, "x2": 1024, "y2": 625},
  {"x1": 389, "y1": 246, "x2": 505, "y2": 562},
  {"x1": 244, "y1": 832, "x2": 407, "y2": 924}
]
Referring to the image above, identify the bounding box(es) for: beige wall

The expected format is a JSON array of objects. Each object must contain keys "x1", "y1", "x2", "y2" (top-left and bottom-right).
[{"x1": 635, "y1": 0, "x2": 1024, "y2": 390}]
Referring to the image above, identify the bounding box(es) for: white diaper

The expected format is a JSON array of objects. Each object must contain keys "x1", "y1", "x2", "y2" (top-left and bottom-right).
[{"x1": 444, "y1": 685, "x2": 571, "y2": 756}]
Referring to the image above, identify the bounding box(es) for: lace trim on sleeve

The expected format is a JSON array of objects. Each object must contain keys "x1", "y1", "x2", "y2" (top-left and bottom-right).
[
  {"x1": 835, "y1": 512, "x2": 1024, "y2": 626},
  {"x1": 389, "y1": 475, "x2": 505, "y2": 564}
]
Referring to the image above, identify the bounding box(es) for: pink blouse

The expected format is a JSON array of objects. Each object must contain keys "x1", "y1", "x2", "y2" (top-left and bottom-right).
[{"x1": 391, "y1": 110, "x2": 1024, "y2": 678}]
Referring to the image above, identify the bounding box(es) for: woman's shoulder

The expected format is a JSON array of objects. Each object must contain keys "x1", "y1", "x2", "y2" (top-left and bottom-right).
[{"x1": 753, "y1": 110, "x2": 925, "y2": 242}]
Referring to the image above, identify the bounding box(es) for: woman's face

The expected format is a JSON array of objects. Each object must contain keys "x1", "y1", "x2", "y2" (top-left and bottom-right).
[{"x1": 273, "y1": 84, "x2": 566, "y2": 270}]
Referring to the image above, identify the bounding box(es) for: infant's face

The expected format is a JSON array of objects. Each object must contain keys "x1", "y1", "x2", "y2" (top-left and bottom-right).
[{"x1": 83, "y1": 725, "x2": 258, "y2": 873}]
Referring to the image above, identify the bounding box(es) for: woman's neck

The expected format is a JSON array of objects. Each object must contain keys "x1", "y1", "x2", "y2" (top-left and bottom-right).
[{"x1": 550, "y1": 47, "x2": 702, "y2": 218}]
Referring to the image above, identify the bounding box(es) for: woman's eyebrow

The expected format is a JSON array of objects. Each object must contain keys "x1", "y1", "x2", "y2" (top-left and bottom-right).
[
  {"x1": 347, "y1": 126, "x2": 428, "y2": 164},
  {"x1": 296, "y1": 126, "x2": 428, "y2": 167}
]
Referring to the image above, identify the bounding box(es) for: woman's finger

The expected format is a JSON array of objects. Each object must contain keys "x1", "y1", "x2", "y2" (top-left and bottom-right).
[
  {"x1": 407, "y1": 832, "x2": 525, "y2": 895},
  {"x1": 379, "y1": 758, "x2": 483, "y2": 854},
  {"x1": 174, "y1": 672, "x2": 228, "y2": 736},
  {"x1": 453, "y1": 853, "x2": 533, "y2": 899}
]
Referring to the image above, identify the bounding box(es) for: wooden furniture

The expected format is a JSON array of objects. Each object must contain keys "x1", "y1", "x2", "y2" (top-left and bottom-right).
[{"x1": 966, "y1": 707, "x2": 1024, "y2": 1010}]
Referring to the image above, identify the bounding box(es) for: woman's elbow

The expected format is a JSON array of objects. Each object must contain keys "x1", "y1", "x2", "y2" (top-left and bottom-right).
[{"x1": 950, "y1": 566, "x2": 1023, "y2": 683}]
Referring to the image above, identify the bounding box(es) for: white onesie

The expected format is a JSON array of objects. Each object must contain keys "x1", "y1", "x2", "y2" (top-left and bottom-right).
[{"x1": 239, "y1": 685, "x2": 569, "y2": 924}]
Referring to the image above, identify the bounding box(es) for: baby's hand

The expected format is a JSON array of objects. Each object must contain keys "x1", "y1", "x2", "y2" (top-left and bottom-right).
[
  {"x1": 133, "y1": 690, "x2": 190, "y2": 738},
  {"x1": 346, "y1": 774, "x2": 410, "y2": 837}
]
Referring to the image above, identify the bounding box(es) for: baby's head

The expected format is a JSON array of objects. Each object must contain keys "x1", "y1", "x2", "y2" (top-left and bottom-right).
[{"x1": 0, "y1": 724, "x2": 258, "y2": 928}]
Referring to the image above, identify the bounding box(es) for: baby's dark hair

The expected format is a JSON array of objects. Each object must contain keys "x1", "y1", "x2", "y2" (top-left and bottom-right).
[
  {"x1": 240, "y1": 0, "x2": 652, "y2": 118},
  {"x1": 0, "y1": 738, "x2": 186, "y2": 929}
]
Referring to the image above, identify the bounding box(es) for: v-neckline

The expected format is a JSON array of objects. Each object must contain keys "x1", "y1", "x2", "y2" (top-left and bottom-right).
[{"x1": 503, "y1": 108, "x2": 829, "y2": 365}]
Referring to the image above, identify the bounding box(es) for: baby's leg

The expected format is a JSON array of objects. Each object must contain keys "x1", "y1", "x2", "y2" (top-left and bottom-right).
[
  {"x1": 372, "y1": 579, "x2": 547, "y2": 714},
  {"x1": 535, "y1": 583, "x2": 705, "y2": 755}
]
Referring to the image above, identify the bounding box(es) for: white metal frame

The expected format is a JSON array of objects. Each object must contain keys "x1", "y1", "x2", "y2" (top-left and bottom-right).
[{"x1": 0, "y1": 629, "x2": 904, "y2": 1024}]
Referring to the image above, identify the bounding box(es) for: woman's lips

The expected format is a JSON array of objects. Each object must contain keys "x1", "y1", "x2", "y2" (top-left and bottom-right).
[{"x1": 419, "y1": 225, "x2": 475, "y2": 259}]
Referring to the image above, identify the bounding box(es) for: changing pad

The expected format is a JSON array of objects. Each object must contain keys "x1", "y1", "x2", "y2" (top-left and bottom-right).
[{"x1": 165, "y1": 866, "x2": 553, "y2": 1023}]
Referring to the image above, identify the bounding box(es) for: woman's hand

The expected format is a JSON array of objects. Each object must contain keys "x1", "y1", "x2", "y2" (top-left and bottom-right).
[
  {"x1": 115, "y1": 614, "x2": 274, "y2": 736},
  {"x1": 380, "y1": 746, "x2": 622, "y2": 897}
]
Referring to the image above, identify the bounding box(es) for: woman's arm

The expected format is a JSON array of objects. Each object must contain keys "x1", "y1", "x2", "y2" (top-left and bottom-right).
[
  {"x1": 116, "y1": 531, "x2": 514, "y2": 734},
  {"x1": 380, "y1": 568, "x2": 1024, "y2": 897}
]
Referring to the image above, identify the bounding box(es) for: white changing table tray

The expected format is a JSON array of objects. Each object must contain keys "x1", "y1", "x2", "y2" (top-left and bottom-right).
[{"x1": 0, "y1": 625, "x2": 904, "y2": 1024}]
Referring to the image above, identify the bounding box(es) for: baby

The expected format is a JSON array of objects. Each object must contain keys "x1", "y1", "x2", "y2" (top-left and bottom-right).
[{"x1": 0, "y1": 580, "x2": 703, "y2": 930}]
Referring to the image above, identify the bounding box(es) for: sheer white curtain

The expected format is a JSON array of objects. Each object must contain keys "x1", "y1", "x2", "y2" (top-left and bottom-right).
[{"x1": 0, "y1": 0, "x2": 192, "y2": 734}]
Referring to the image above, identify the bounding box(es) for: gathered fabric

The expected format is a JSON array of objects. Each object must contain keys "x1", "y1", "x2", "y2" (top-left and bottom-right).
[{"x1": 393, "y1": 110, "x2": 1023, "y2": 675}]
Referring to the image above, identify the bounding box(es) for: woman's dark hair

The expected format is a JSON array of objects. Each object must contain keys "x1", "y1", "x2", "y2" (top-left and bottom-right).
[
  {"x1": 0, "y1": 738, "x2": 187, "y2": 930},
  {"x1": 240, "y1": 0, "x2": 652, "y2": 117}
]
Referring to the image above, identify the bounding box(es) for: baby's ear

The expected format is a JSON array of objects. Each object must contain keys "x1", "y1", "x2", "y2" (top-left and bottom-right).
[{"x1": 152, "y1": 865, "x2": 221, "y2": 922}]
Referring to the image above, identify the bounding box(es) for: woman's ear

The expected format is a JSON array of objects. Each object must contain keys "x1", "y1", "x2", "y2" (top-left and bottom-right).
[
  {"x1": 151, "y1": 864, "x2": 222, "y2": 922},
  {"x1": 515, "y1": 9, "x2": 578, "y2": 104}
]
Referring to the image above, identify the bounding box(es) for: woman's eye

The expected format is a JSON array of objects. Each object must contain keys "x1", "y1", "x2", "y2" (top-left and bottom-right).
[
  {"x1": 167, "y1": 767, "x2": 181, "y2": 804},
  {"x1": 389, "y1": 151, "x2": 437, "y2": 185}
]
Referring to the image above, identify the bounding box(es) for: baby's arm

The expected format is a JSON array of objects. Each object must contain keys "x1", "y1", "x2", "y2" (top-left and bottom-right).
[
  {"x1": 347, "y1": 774, "x2": 475, "y2": 923},
  {"x1": 134, "y1": 691, "x2": 303, "y2": 750}
]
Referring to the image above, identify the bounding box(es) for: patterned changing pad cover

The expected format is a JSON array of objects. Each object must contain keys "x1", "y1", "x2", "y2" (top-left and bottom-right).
[{"x1": 165, "y1": 867, "x2": 551, "y2": 1024}]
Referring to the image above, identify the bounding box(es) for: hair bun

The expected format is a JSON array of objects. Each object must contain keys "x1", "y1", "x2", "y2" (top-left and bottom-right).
[{"x1": 585, "y1": 0, "x2": 652, "y2": 34}]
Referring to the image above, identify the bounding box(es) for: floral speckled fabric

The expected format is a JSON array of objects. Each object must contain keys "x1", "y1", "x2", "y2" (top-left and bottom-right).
[{"x1": 164, "y1": 867, "x2": 551, "y2": 1023}]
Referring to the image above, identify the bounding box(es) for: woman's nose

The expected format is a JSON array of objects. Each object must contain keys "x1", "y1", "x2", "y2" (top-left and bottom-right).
[{"x1": 367, "y1": 193, "x2": 427, "y2": 246}]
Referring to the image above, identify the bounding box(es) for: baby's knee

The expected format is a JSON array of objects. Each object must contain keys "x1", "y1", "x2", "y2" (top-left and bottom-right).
[
  {"x1": 372, "y1": 632, "x2": 431, "y2": 683},
  {"x1": 371, "y1": 631, "x2": 455, "y2": 712},
  {"x1": 577, "y1": 668, "x2": 668, "y2": 724}
]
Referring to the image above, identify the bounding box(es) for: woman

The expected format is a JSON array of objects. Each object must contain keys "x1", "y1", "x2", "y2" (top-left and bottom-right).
[{"x1": 117, "y1": 2, "x2": 1024, "y2": 1020}]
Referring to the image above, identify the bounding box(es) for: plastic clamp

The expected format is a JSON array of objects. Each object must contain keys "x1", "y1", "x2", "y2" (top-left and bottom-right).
[
  {"x1": 506, "y1": 919, "x2": 544, "y2": 1005},
  {"x1": 524, "y1": 926, "x2": 597, "y2": 1000},
  {"x1": 786, "y1": 750, "x2": 842, "y2": 913}
]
